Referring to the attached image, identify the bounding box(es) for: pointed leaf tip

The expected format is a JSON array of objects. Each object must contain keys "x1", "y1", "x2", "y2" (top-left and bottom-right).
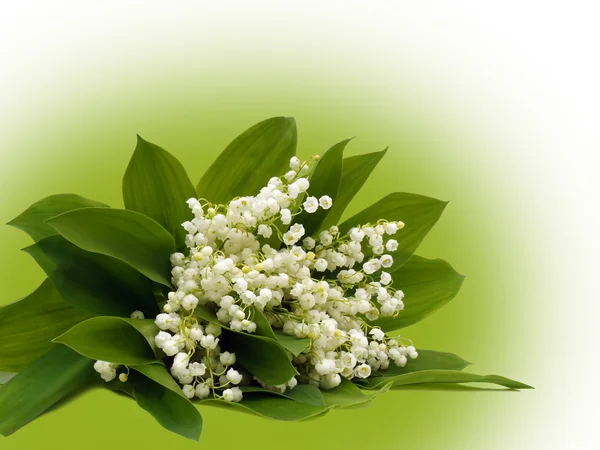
[
  {"x1": 372, "y1": 255, "x2": 465, "y2": 331},
  {"x1": 46, "y1": 207, "x2": 175, "y2": 287},
  {"x1": 196, "y1": 117, "x2": 298, "y2": 204},
  {"x1": 361, "y1": 369, "x2": 532, "y2": 391},
  {"x1": 321, "y1": 147, "x2": 388, "y2": 228},
  {"x1": 339, "y1": 192, "x2": 448, "y2": 271},
  {"x1": 123, "y1": 136, "x2": 196, "y2": 250},
  {"x1": 23, "y1": 235, "x2": 158, "y2": 316},
  {"x1": 54, "y1": 316, "x2": 158, "y2": 365},
  {"x1": 294, "y1": 138, "x2": 348, "y2": 236},
  {"x1": 7, "y1": 194, "x2": 109, "y2": 242}
]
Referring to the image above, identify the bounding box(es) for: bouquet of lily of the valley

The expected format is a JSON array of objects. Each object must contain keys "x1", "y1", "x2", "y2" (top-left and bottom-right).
[{"x1": 0, "y1": 117, "x2": 530, "y2": 441}]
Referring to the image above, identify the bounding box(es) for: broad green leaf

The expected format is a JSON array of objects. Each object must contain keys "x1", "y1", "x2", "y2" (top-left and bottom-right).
[
  {"x1": 225, "y1": 331, "x2": 297, "y2": 386},
  {"x1": 339, "y1": 192, "x2": 447, "y2": 271},
  {"x1": 251, "y1": 307, "x2": 310, "y2": 356},
  {"x1": 360, "y1": 369, "x2": 533, "y2": 390},
  {"x1": 133, "y1": 363, "x2": 184, "y2": 397},
  {"x1": 342, "y1": 400, "x2": 374, "y2": 410},
  {"x1": 248, "y1": 306, "x2": 278, "y2": 340},
  {"x1": 294, "y1": 139, "x2": 348, "y2": 236},
  {"x1": 370, "y1": 255, "x2": 465, "y2": 331},
  {"x1": 320, "y1": 148, "x2": 387, "y2": 230},
  {"x1": 0, "y1": 345, "x2": 94, "y2": 437},
  {"x1": 240, "y1": 384, "x2": 324, "y2": 407},
  {"x1": 7, "y1": 194, "x2": 108, "y2": 242},
  {"x1": 24, "y1": 235, "x2": 158, "y2": 317},
  {"x1": 198, "y1": 394, "x2": 332, "y2": 421},
  {"x1": 125, "y1": 319, "x2": 163, "y2": 353},
  {"x1": 196, "y1": 117, "x2": 297, "y2": 204},
  {"x1": 283, "y1": 384, "x2": 325, "y2": 406},
  {"x1": 380, "y1": 349, "x2": 471, "y2": 375},
  {"x1": 54, "y1": 317, "x2": 158, "y2": 365},
  {"x1": 0, "y1": 279, "x2": 93, "y2": 372},
  {"x1": 0, "y1": 373, "x2": 15, "y2": 385},
  {"x1": 132, "y1": 370, "x2": 203, "y2": 441},
  {"x1": 195, "y1": 306, "x2": 297, "y2": 385},
  {"x1": 193, "y1": 304, "x2": 222, "y2": 326},
  {"x1": 272, "y1": 330, "x2": 310, "y2": 357},
  {"x1": 47, "y1": 207, "x2": 176, "y2": 286},
  {"x1": 321, "y1": 377, "x2": 392, "y2": 408},
  {"x1": 123, "y1": 136, "x2": 196, "y2": 250},
  {"x1": 106, "y1": 377, "x2": 135, "y2": 397}
]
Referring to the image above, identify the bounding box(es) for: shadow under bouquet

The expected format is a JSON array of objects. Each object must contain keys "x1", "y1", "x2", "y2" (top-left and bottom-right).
[{"x1": 0, "y1": 117, "x2": 531, "y2": 441}]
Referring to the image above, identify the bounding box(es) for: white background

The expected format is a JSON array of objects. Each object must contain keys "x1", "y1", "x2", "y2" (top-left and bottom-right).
[{"x1": 1, "y1": 1, "x2": 599, "y2": 448}]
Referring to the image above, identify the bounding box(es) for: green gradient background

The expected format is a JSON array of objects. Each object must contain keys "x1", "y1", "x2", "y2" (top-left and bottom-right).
[{"x1": 0, "y1": 73, "x2": 534, "y2": 449}]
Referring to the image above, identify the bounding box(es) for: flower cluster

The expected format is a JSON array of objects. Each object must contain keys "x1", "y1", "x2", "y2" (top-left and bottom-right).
[
  {"x1": 93, "y1": 360, "x2": 121, "y2": 382},
  {"x1": 93, "y1": 156, "x2": 418, "y2": 400}
]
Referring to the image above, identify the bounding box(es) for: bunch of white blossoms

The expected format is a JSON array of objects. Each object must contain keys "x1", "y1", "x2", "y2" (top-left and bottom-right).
[
  {"x1": 94, "y1": 156, "x2": 418, "y2": 401},
  {"x1": 93, "y1": 360, "x2": 121, "y2": 382}
]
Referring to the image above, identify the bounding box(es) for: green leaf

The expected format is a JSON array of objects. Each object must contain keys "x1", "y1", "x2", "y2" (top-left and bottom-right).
[
  {"x1": 0, "y1": 279, "x2": 93, "y2": 372},
  {"x1": 193, "y1": 304, "x2": 222, "y2": 326},
  {"x1": 240, "y1": 384, "x2": 324, "y2": 407},
  {"x1": 370, "y1": 255, "x2": 465, "y2": 331},
  {"x1": 132, "y1": 363, "x2": 184, "y2": 397},
  {"x1": 293, "y1": 139, "x2": 348, "y2": 236},
  {"x1": 272, "y1": 330, "x2": 310, "y2": 357},
  {"x1": 195, "y1": 305, "x2": 298, "y2": 385},
  {"x1": 54, "y1": 316, "x2": 158, "y2": 365},
  {"x1": 283, "y1": 384, "x2": 325, "y2": 406},
  {"x1": 0, "y1": 373, "x2": 15, "y2": 385},
  {"x1": 196, "y1": 117, "x2": 297, "y2": 204},
  {"x1": 224, "y1": 330, "x2": 297, "y2": 386},
  {"x1": 339, "y1": 192, "x2": 447, "y2": 271},
  {"x1": 47, "y1": 207, "x2": 176, "y2": 286},
  {"x1": 198, "y1": 394, "x2": 332, "y2": 422},
  {"x1": 7, "y1": 194, "x2": 108, "y2": 242},
  {"x1": 131, "y1": 370, "x2": 203, "y2": 441},
  {"x1": 123, "y1": 136, "x2": 196, "y2": 250},
  {"x1": 320, "y1": 148, "x2": 387, "y2": 230},
  {"x1": 360, "y1": 369, "x2": 533, "y2": 390},
  {"x1": 321, "y1": 377, "x2": 392, "y2": 408},
  {"x1": 251, "y1": 307, "x2": 311, "y2": 356},
  {"x1": 0, "y1": 345, "x2": 94, "y2": 437},
  {"x1": 24, "y1": 235, "x2": 158, "y2": 317},
  {"x1": 341, "y1": 400, "x2": 374, "y2": 410},
  {"x1": 380, "y1": 349, "x2": 471, "y2": 375},
  {"x1": 106, "y1": 377, "x2": 135, "y2": 397},
  {"x1": 125, "y1": 319, "x2": 163, "y2": 353},
  {"x1": 248, "y1": 306, "x2": 278, "y2": 340}
]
